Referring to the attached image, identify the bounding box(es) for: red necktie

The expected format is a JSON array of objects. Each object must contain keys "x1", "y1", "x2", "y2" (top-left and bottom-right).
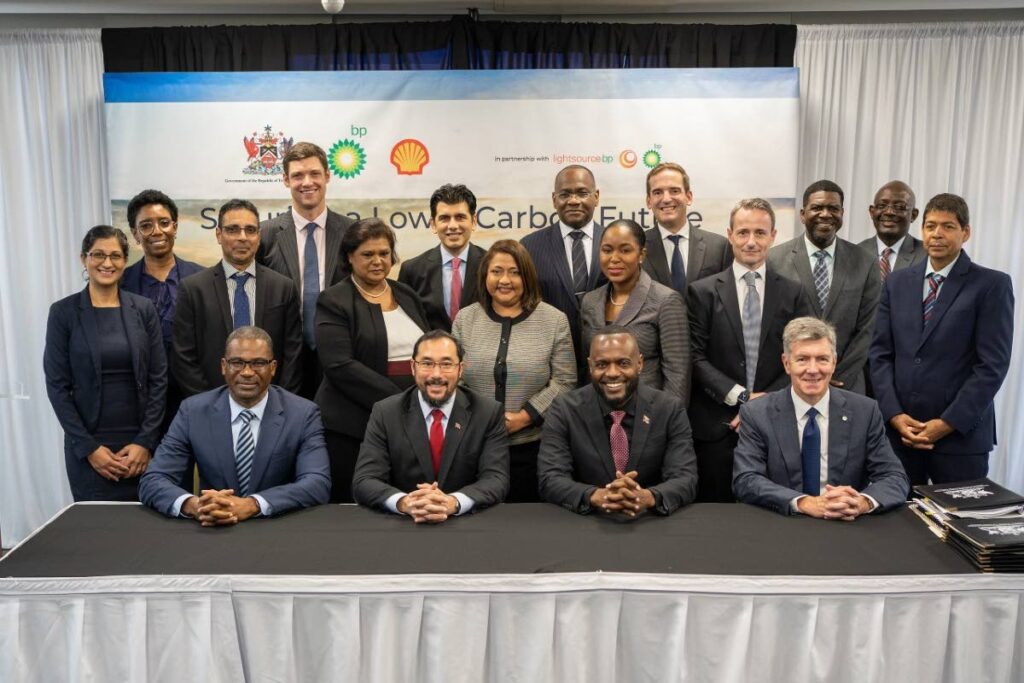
[
  {"x1": 429, "y1": 409, "x2": 445, "y2": 477},
  {"x1": 610, "y1": 410, "x2": 629, "y2": 472},
  {"x1": 449, "y1": 257, "x2": 462, "y2": 322},
  {"x1": 880, "y1": 247, "x2": 893, "y2": 282}
]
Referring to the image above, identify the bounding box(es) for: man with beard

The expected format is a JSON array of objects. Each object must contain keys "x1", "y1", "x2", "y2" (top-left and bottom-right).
[
  {"x1": 537, "y1": 327, "x2": 697, "y2": 517},
  {"x1": 858, "y1": 180, "x2": 927, "y2": 280},
  {"x1": 768, "y1": 180, "x2": 879, "y2": 394},
  {"x1": 352, "y1": 330, "x2": 510, "y2": 521}
]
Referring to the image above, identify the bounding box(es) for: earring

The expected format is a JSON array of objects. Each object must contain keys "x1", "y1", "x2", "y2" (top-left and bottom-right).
[{"x1": 82, "y1": 268, "x2": 89, "y2": 282}]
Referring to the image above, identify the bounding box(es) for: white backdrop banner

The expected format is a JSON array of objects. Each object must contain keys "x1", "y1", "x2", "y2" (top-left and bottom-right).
[{"x1": 104, "y1": 68, "x2": 799, "y2": 265}]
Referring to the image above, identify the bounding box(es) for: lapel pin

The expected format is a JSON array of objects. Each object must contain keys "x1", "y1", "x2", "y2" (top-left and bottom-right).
[
  {"x1": 842, "y1": 415, "x2": 848, "y2": 422},
  {"x1": 642, "y1": 415, "x2": 651, "y2": 425},
  {"x1": 454, "y1": 422, "x2": 462, "y2": 430}
]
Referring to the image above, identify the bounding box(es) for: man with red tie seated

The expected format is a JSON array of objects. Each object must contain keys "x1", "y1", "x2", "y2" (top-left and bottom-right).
[
  {"x1": 352, "y1": 330, "x2": 510, "y2": 522},
  {"x1": 537, "y1": 327, "x2": 698, "y2": 518}
]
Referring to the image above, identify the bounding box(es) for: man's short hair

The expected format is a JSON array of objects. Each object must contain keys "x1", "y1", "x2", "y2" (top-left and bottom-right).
[
  {"x1": 645, "y1": 162, "x2": 691, "y2": 195},
  {"x1": 802, "y1": 180, "x2": 845, "y2": 207},
  {"x1": 590, "y1": 324, "x2": 639, "y2": 353},
  {"x1": 429, "y1": 184, "x2": 477, "y2": 218},
  {"x1": 282, "y1": 142, "x2": 328, "y2": 177},
  {"x1": 782, "y1": 317, "x2": 837, "y2": 357},
  {"x1": 412, "y1": 329, "x2": 465, "y2": 362},
  {"x1": 553, "y1": 164, "x2": 596, "y2": 189},
  {"x1": 729, "y1": 197, "x2": 776, "y2": 230},
  {"x1": 127, "y1": 189, "x2": 178, "y2": 228},
  {"x1": 923, "y1": 193, "x2": 970, "y2": 228},
  {"x1": 225, "y1": 325, "x2": 274, "y2": 356},
  {"x1": 218, "y1": 199, "x2": 260, "y2": 227}
]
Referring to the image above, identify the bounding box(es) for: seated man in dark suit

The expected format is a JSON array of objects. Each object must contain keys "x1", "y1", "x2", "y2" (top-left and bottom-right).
[
  {"x1": 397, "y1": 183, "x2": 485, "y2": 332},
  {"x1": 140, "y1": 326, "x2": 330, "y2": 525},
  {"x1": 353, "y1": 330, "x2": 509, "y2": 522},
  {"x1": 733, "y1": 317, "x2": 909, "y2": 518},
  {"x1": 537, "y1": 326, "x2": 698, "y2": 517}
]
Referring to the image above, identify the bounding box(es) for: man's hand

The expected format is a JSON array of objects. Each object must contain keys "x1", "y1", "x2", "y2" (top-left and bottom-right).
[
  {"x1": 916, "y1": 418, "x2": 954, "y2": 445},
  {"x1": 504, "y1": 410, "x2": 532, "y2": 435},
  {"x1": 592, "y1": 471, "x2": 655, "y2": 519},
  {"x1": 798, "y1": 485, "x2": 871, "y2": 521},
  {"x1": 729, "y1": 393, "x2": 765, "y2": 431},
  {"x1": 890, "y1": 413, "x2": 931, "y2": 449},
  {"x1": 116, "y1": 443, "x2": 151, "y2": 478},
  {"x1": 397, "y1": 483, "x2": 458, "y2": 523},
  {"x1": 87, "y1": 445, "x2": 129, "y2": 481},
  {"x1": 187, "y1": 489, "x2": 260, "y2": 527}
]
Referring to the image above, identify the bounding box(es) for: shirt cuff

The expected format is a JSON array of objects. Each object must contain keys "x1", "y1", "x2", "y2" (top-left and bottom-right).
[
  {"x1": 523, "y1": 402, "x2": 543, "y2": 427},
  {"x1": 724, "y1": 384, "x2": 746, "y2": 407},
  {"x1": 452, "y1": 492, "x2": 475, "y2": 516},
  {"x1": 862, "y1": 494, "x2": 880, "y2": 513},
  {"x1": 790, "y1": 495, "x2": 806, "y2": 514},
  {"x1": 172, "y1": 493, "x2": 192, "y2": 518},
  {"x1": 385, "y1": 492, "x2": 405, "y2": 514},
  {"x1": 252, "y1": 494, "x2": 272, "y2": 517}
]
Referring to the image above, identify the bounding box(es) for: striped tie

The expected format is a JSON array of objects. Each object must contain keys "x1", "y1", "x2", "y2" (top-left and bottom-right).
[
  {"x1": 235, "y1": 409, "x2": 257, "y2": 497},
  {"x1": 923, "y1": 273, "x2": 945, "y2": 323},
  {"x1": 741, "y1": 271, "x2": 761, "y2": 391},
  {"x1": 569, "y1": 230, "x2": 588, "y2": 294},
  {"x1": 880, "y1": 247, "x2": 893, "y2": 282},
  {"x1": 812, "y1": 250, "x2": 830, "y2": 312}
]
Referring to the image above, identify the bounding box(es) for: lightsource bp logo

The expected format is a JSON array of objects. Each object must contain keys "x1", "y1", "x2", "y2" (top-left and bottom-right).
[{"x1": 328, "y1": 139, "x2": 367, "y2": 179}]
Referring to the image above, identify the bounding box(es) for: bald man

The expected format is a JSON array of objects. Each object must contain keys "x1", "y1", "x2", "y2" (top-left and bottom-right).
[{"x1": 858, "y1": 180, "x2": 927, "y2": 280}]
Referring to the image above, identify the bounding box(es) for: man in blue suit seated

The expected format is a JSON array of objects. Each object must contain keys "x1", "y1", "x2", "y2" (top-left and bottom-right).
[
  {"x1": 733, "y1": 317, "x2": 909, "y2": 518},
  {"x1": 140, "y1": 326, "x2": 330, "y2": 525}
]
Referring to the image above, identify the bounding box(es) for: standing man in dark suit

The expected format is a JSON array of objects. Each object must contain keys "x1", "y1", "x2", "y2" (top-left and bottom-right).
[
  {"x1": 520, "y1": 165, "x2": 606, "y2": 374},
  {"x1": 768, "y1": 180, "x2": 879, "y2": 394},
  {"x1": 537, "y1": 327, "x2": 698, "y2": 517},
  {"x1": 172, "y1": 199, "x2": 302, "y2": 398},
  {"x1": 687, "y1": 198, "x2": 812, "y2": 502},
  {"x1": 858, "y1": 180, "x2": 927, "y2": 279},
  {"x1": 353, "y1": 330, "x2": 509, "y2": 521},
  {"x1": 257, "y1": 142, "x2": 354, "y2": 398},
  {"x1": 642, "y1": 162, "x2": 732, "y2": 296},
  {"x1": 733, "y1": 317, "x2": 909, "y2": 517},
  {"x1": 398, "y1": 183, "x2": 485, "y2": 331},
  {"x1": 870, "y1": 193, "x2": 1014, "y2": 485}
]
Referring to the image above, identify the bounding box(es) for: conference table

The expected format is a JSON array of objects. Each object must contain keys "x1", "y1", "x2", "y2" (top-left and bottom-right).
[{"x1": 2, "y1": 502, "x2": 1021, "y2": 682}]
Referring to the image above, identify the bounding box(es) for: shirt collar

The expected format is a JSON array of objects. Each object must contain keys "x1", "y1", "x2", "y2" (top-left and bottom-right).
[
  {"x1": 560, "y1": 220, "x2": 595, "y2": 240},
  {"x1": 140, "y1": 258, "x2": 180, "y2": 284},
  {"x1": 596, "y1": 385, "x2": 638, "y2": 418},
  {"x1": 293, "y1": 207, "x2": 327, "y2": 233},
  {"x1": 791, "y1": 387, "x2": 830, "y2": 419},
  {"x1": 222, "y1": 259, "x2": 257, "y2": 278},
  {"x1": 876, "y1": 235, "x2": 906, "y2": 257},
  {"x1": 732, "y1": 260, "x2": 766, "y2": 283},
  {"x1": 418, "y1": 388, "x2": 457, "y2": 422},
  {"x1": 229, "y1": 390, "x2": 269, "y2": 423},
  {"x1": 804, "y1": 234, "x2": 836, "y2": 259},
  {"x1": 659, "y1": 221, "x2": 690, "y2": 241},
  {"x1": 440, "y1": 243, "x2": 471, "y2": 265},
  {"x1": 926, "y1": 251, "x2": 961, "y2": 279}
]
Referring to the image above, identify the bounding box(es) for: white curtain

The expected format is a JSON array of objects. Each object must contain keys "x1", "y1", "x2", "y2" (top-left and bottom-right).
[
  {"x1": 796, "y1": 22, "x2": 1024, "y2": 492},
  {"x1": 0, "y1": 30, "x2": 109, "y2": 547}
]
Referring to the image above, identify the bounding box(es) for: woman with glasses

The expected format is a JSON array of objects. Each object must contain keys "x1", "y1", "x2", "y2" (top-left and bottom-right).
[
  {"x1": 315, "y1": 218, "x2": 428, "y2": 503},
  {"x1": 44, "y1": 225, "x2": 167, "y2": 501},
  {"x1": 451, "y1": 240, "x2": 576, "y2": 502}
]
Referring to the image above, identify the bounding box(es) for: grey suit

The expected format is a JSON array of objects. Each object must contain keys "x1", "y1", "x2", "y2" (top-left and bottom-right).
[
  {"x1": 643, "y1": 224, "x2": 733, "y2": 295},
  {"x1": 856, "y1": 234, "x2": 927, "y2": 274},
  {"x1": 732, "y1": 388, "x2": 909, "y2": 515},
  {"x1": 580, "y1": 270, "x2": 690, "y2": 403},
  {"x1": 768, "y1": 236, "x2": 879, "y2": 393}
]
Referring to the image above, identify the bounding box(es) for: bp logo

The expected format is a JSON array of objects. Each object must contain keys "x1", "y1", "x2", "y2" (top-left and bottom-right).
[
  {"x1": 328, "y1": 139, "x2": 367, "y2": 179},
  {"x1": 642, "y1": 149, "x2": 662, "y2": 168}
]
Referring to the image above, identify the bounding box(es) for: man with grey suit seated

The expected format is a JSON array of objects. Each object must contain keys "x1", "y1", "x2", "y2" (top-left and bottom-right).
[{"x1": 733, "y1": 317, "x2": 909, "y2": 519}]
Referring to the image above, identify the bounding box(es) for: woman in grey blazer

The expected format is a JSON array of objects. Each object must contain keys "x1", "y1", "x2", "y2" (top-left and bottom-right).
[
  {"x1": 581, "y1": 219, "x2": 690, "y2": 403},
  {"x1": 452, "y1": 240, "x2": 576, "y2": 502}
]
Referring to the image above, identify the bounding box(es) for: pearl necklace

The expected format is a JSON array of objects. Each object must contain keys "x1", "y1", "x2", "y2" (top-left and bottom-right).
[{"x1": 353, "y1": 277, "x2": 390, "y2": 298}]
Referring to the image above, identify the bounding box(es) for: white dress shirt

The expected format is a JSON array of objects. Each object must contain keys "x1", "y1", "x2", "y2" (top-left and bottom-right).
[
  {"x1": 725, "y1": 261, "x2": 767, "y2": 404},
  {"x1": 293, "y1": 207, "x2": 328, "y2": 298},
  {"x1": 803, "y1": 235, "x2": 837, "y2": 287},
  {"x1": 922, "y1": 252, "x2": 960, "y2": 300},
  {"x1": 659, "y1": 221, "x2": 691, "y2": 276},
  {"x1": 559, "y1": 220, "x2": 596, "y2": 278},
  {"x1": 875, "y1": 235, "x2": 907, "y2": 272}
]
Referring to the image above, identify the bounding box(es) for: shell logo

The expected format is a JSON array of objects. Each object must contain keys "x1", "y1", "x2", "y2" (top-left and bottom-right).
[
  {"x1": 390, "y1": 139, "x2": 430, "y2": 175},
  {"x1": 619, "y1": 150, "x2": 638, "y2": 169}
]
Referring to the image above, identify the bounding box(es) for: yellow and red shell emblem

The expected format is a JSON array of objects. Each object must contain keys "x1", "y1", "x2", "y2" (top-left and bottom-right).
[{"x1": 390, "y1": 139, "x2": 429, "y2": 175}]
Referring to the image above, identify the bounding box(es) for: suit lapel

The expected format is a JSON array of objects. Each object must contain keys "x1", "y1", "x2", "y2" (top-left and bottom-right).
[
  {"x1": 895, "y1": 237, "x2": 916, "y2": 270},
  {"x1": 823, "y1": 240, "x2": 849, "y2": 317},
  {"x1": 587, "y1": 223, "x2": 605, "y2": 289},
  {"x1": 826, "y1": 391, "x2": 850, "y2": 485},
  {"x1": 427, "y1": 247, "x2": 447, "y2": 317},
  {"x1": 583, "y1": 387, "x2": 616, "y2": 481},
  {"x1": 277, "y1": 216, "x2": 301, "y2": 282},
  {"x1": 323, "y1": 211, "x2": 345, "y2": 284},
  {"x1": 616, "y1": 271, "x2": 650, "y2": 325},
  {"x1": 212, "y1": 266, "x2": 234, "y2": 333},
  {"x1": 645, "y1": 230, "x2": 672, "y2": 285},
  {"x1": 404, "y1": 392, "x2": 436, "y2": 482},
  {"x1": 626, "y1": 386, "x2": 654, "y2": 472},
  {"x1": 789, "y1": 238, "x2": 820, "y2": 316},
  {"x1": 437, "y1": 391, "x2": 469, "y2": 486},
  {"x1": 687, "y1": 227, "x2": 706, "y2": 281},
  {"x1": 715, "y1": 272, "x2": 745, "y2": 356},
  {"x1": 769, "y1": 391, "x2": 803, "y2": 489},
  {"x1": 250, "y1": 388, "x2": 285, "y2": 490},
  {"x1": 119, "y1": 294, "x2": 145, "y2": 389},
  {"x1": 463, "y1": 244, "x2": 484, "y2": 305},
  {"x1": 549, "y1": 223, "x2": 576, "y2": 301},
  {"x1": 759, "y1": 270, "x2": 782, "y2": 351},
  {"x1": 210, "y1": 390, "x2": 239, "y2": 490},
  {"x1": 77, "y1": 289, "x2": 103, "y2": 382},
  {"x1": 919, "y1": 252, "x2": 970, "y2": 348},
  {"x1": 253, "y1": 265, "x2": 267, "y2": 327}
]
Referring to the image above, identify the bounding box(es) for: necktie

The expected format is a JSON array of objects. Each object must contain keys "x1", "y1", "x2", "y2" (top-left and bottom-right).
[
  {"x1": 812, "y1": 250, "x2": 829, "y2": 312},
  {"x1": 801, "y1": 407, "x2": 821, "y2": 496},
  {"x1": 231, "y1": 271, "x2": 252, "y2": 328},
  {"x1": 449, "y1": 257, "x2": 462, "y2": 322},
  {"x1": 235, "y1": 409, "x2": 256, "y2": 497},
  {"x1": 302, "y1": 223, "x2": 320, "y2": 348},
  {"x1": 609, "y1": 410, "x2": 629, "y2": 472},
  {"x1": 569, "y1": 230, "x2": 588, "y2": 294},
  {"x1": 741, "y1": 271, "x2": 761, "y2": 391},
  {"x1": 667, "y1": 234, "x2": 687, "y2": 294},
  {"x1": 879, "y1": 247, "x2": 893, "y2": 282},
  {"x1": 923, "y1": 273, "x2": 945, "y2": 323},
  {"x1": 429, "y1": 409, "x2": 445, "y2": 477}
]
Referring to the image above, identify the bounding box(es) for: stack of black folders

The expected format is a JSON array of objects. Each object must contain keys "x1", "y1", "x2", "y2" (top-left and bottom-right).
[{"x1": 910, "y1": 478, "x2": 1024, "y2": 573}]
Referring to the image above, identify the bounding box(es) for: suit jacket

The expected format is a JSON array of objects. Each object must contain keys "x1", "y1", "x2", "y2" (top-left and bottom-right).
[
  {"x1": 856, "y1": 234, "x2": 927, "y2": 273},
  {"x1": 643, "y1": 224, "x2": 733, "y2": 294},
  {"x1": 580, "y1": 270, "x2": 690, "y2": 403},
  {"x1": 121, "y1": 255, "x2": 205, "y2": 296},
  {"x1": 397, "y1": 243, "x2": 486, "y2": 332},
  {"x1": 869, "y1": 251, "x2": 1014, "y2": 454},
  {"x1": 139, "y1": 385, "x2": 330, "y2": 516},
  {"x1": 257, "y1": 208, "x2": 354, "y2": 290},
  {"x1": 768, "y1": 236, "x2": 880, "y2": 393},
  {"x1": 687, "y1": 266, "x2": 813, "y2": 442},
  {"x1": 537, "y1": 383, "x2": 698, "y2": 515},
  {"x1": 44, "y1": 288, "x2": 167, "y2": 460},
  {"x1": 171, "y1": 263, "x2": 303, "y2": 397},
  {"x1": 314, "y1": 278, "x2": 429, "y2": 437},
  {"x1": 352, "y1": 387, "x2": 510, "y2": 510}
]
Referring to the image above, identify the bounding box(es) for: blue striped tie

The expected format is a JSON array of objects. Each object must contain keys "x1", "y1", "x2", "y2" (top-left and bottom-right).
[
  {"x1": 812, "y1": 250, "x2": 829, "y2": 312},
  {"x1": 922, "y1": 273, "x2": 945, "y2": 323},
  {"x1": 569, "y1": 230, "x2": 588, "y2": 294},
  {"x1": 741, "y1": 271, "x2": 761, "y2": 391},
  {"x1": 235, "y1": 409, "x2": 257, "y2": 497}
]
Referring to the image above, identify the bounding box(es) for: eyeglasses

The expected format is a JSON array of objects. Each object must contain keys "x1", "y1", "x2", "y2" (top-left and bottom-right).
[
  {"x1": 413, "y1": 360, "x2": 461, "y2": 372},
  {"x1": 873, "y1": 203, "x2": 910, "y2": 213},
  {"x1": 137, "y1": 218, "x2": 175, "y2": 235},
  {"x1": 225, "y1": 358, "x2": 273, "y2": 371},
  {"x1": 556, "y1": 189, "x2": 593, "y2": 201},
  {"x1": 87, "y1": 251, "x2": 125, "y2": 264},
  {"x1": 221, "y1": 225, "x2": 260, "y2": 237}
]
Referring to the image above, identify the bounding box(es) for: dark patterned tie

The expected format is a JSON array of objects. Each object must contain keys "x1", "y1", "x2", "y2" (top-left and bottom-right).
[
  {"x1": 429, "y1": 409, "x2": 445, "y2": 477},
  {"x1": 569, "y1": 230, "x2": 588, "y2": 294},
  {"x1": 879, "y1": 247, "x2": 893, "y2": 282},
  {"x1": 667, "y1": 234, "x2": 687, "y2": 294},
  {"x1": 923, "y1": 273, "x2": 945, "y2": 323},
  {"x1": 610, "y1": 410, "x2": 629, "y2": 472},
  {"x1": 231, "y1": 271, "x2": 252, "y2": 328},
  {"x1": 302, "y1": 223, "x2": 319, "y2": 348},
  {"x1": 742, "y1": 271, "x2": 761, "y2": 391},
  {"x1": 449, "y1": 257, "x2": 462, "y2": 322},
  {"x1": 235, "y1": 409, "x2": 256, "y2": 497},
  {"x1": 812, "y1": 250, "x2": 829, "y2": 312},
  {"x1": 801, "y1": 407, "x2": 820, "y2": 496}
]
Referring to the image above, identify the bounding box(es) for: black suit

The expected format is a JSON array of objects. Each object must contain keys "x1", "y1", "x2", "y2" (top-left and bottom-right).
[
  {"x1": 353, "y1": 387, "x2": 510, "y2": 511},
  {"x1": 397, "y1": 243, "x2": 486, "y2": 332},
  {"x1": 537, "y1": 383, "x2": 698, "y2": 515},
  {"x1": 687, "y1": 266, "x2": 812, "y2": 501},
  {"x1": 643, "y1": 224, "x2": 733, "y2": 295},
  {"x1": 171, "y1": 263, "x2": 302, "y2": 398}
]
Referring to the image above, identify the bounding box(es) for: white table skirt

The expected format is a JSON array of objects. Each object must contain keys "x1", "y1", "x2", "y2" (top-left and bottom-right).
[{"x1": 2, "y1": 572, "x2": 1022, "y2": 682}]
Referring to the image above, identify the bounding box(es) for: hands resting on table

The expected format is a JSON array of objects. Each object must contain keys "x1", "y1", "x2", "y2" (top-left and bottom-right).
[
  {"x1": 589, "y1": 471, "x2": 656, "y2": 520},
  {"x1": 181, "y1": 489, "x2": 260, "y2": 527}
]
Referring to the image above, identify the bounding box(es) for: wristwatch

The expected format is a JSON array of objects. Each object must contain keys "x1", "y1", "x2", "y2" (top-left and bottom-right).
[{"x1": 737, "y1": 389, "x2": 750, "y2": 404}]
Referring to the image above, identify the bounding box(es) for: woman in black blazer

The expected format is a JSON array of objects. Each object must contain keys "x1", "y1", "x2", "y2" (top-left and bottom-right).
[
  {"x1": 315, "y1": 218, "x2": 429, "y2": 503},
  {"x1": 44, "y1": 225, "x2": 167, "y2": 501}
]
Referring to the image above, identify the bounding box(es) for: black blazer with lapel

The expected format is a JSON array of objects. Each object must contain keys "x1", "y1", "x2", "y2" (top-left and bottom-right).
[
  {"x1": 537, "y1": 383, "x2": 698, "y2": 515},
  {"x1": 643, "y1": 224, "x2": 733, "y2": 294},
  {"x1": 171, "y1": 263, "x2": 303, "y2": 398},
  {"x1": 314, "y1": 277, "x2": 429, "y2": 438},
  {"x1": 121, "y1": 255, "x2": 205, "y2": 301},
  {"x1": 857, "y1": 234, "x2": 927, "y2": 273},
  {"x1": 44, "y1": 288, "x2": 168, "y2": 461},
  {"x1": 687, "y1": 266, "x2": 813, "y2": 442},
  {"x1": 353, "y1": 386, "x2": 510, "y2": 510},
  {"x1": 397, "y1": 243, "x2": 486, "y2": 332},
  {"x1": 257, "y1": 208, "x2": 354, "y2": 289}
]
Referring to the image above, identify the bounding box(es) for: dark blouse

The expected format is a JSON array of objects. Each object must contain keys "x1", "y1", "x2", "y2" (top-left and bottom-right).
[{"x1": 94, "y1": 308, "x2": 139, "y2": 443}]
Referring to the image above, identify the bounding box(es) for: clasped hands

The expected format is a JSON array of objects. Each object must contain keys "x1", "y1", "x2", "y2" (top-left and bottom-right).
[
  {"x1": 87, "y1": 444, "x2": 151, "y2": 481},
  {"x1": 182, "y1": 489, "x2": 260, "y2": 527},
  {"x1": 890, "y1": 414, "x2": 953, "y2": 450},
  {"x1": 590, "y1": 470, "x2": 655, "y2": 519},
  {"x1": 797, "y1": 484, "x2": 872, "y2": 521},
  {"x1": 397, "y1": 482, "x2": 459, "y2": 523}
]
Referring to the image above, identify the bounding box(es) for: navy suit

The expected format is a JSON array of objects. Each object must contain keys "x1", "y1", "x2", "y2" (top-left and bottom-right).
[
  {"x1": 397, "y1": 243, "x2": 486, "y2": 332},
  {"x1": 869, "y1": 251, "x2": 1014, "y2": 482},
  {"x1": 121, "y1": 255, "x2": 205, "y2": 297},
  {"x1": 140, "y1": 385, "x2": 330, "y2": 516}
]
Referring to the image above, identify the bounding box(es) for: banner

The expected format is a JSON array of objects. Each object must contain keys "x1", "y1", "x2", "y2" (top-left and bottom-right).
[{"x1": 104, "y1": 68, "x2": 799, "y2": 267}]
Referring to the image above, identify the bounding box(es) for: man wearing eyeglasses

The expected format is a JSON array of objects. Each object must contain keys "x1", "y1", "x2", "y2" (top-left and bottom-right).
[
  {"x1": 141, "y1": 326, "x2": 330, "y2": 523},
  {"x1": 171, "y1": 199, "x2": 303, "y2": 399},
  {"x1": 858, "y1": 181, "x2": 927, "y2": 278},
  {"x1": 353, "y1": 330, "x2": 510, "y2": 522}
]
